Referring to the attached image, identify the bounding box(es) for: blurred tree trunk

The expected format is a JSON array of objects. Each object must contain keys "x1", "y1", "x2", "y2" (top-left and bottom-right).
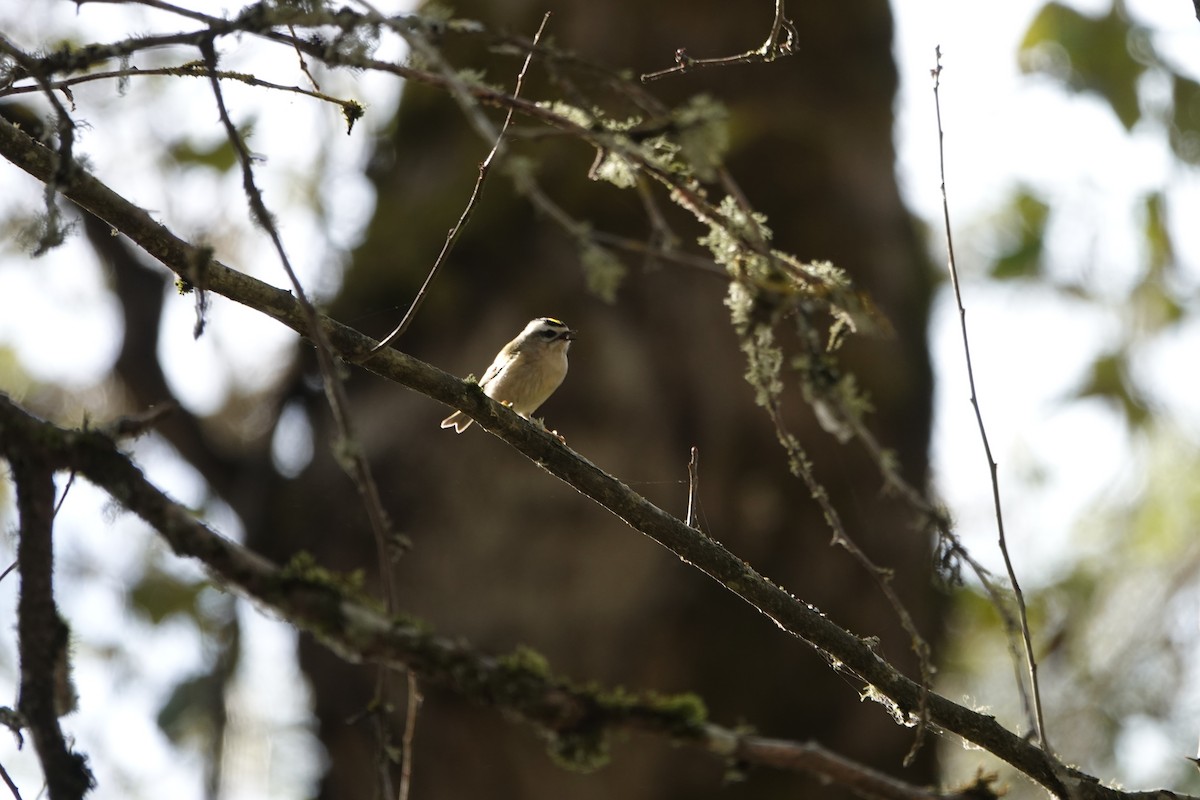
[{"x1": 245, "y1": 2, "x2": 940, "y2": 798}]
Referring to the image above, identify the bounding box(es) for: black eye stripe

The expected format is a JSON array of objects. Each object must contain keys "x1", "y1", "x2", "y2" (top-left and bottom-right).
[{"x1": 530, "y1": 318, "x2": 570, "y2": 340}]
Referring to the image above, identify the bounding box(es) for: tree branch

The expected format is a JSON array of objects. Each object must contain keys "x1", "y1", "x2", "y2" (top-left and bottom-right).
[
  {"x1": 9, "y1": 444, "x2": 92, "y2": 799},
  {"x1": 0, "y1": 115, "x2": 1164, "y2": 798}
]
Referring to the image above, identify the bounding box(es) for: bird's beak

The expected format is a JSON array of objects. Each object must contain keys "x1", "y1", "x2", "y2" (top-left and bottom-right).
[{"x1": 561, "y1": 329, "x2": 578, "y2": 341}]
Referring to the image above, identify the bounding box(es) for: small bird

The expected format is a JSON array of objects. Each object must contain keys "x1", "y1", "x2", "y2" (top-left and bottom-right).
[{"x1": 440, "y1": 317, "x2": 577, "y2": 433}]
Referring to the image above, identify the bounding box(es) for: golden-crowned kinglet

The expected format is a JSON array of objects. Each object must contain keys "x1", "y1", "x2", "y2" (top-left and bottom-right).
[{"x1": 440, "y1": 317, "x2": 577, "y2": 433}]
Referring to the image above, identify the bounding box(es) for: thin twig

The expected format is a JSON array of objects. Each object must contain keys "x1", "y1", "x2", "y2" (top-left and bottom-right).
[
  {"x1": 368, "y1": 15, "x2": 544, "y2": 795},
  {"x1": 368, "y1": 12, "x2": 552, "y2": 355},
  {"x1": 197, "y1": 37, "x2": 401, "y2": 608},
  {"x1": 640, "y1": 0, "x2": 797, "y2": 82},
  {"x1": 828, "y1": 386, "x2": 1040, "y2": 727},
  {"x1": 0, "y1": 35, "x2": 75, "y2": 254},
  {"x1": 729, "y1": 734, "x2": 996, "y2": 800},
  {"x1": 397, "y1": 673, "x2": 423, "y2": 800},
  {"x1": 198, "y1": 37, "x2": 408, "y2": 799},
  {"x1": 685, "y1": 447, "x2": 700, "y2": 529},
  {"x1": 370, "y1": 695, "x2": 395, "y2": 800},
  {"x1": 931, "y1": 46, "x2": 1049, "y2": 752},
  {"x1": 51, "y1": 471, "x2": 76, "y2": 519},
  {"x1": 2, "y1": 64, "x2": 362, "y2": 129},
  {"x1": 764, "y1": 402, "x2": 933, "y2": 764},
  {"x1": 511, "y1": 166, "x2": 725, "y2": 277},
  {"x1": 286, "y1": 24, "x2": 320, "y2": 91},
  {"x1": 0, "y1": 761, "x2": 21, "y2": 800}
]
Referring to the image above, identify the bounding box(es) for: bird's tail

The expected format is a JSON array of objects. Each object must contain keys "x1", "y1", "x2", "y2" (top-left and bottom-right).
[{"x1": 440, "y1": 411, "x2": 473, "y2": 433}]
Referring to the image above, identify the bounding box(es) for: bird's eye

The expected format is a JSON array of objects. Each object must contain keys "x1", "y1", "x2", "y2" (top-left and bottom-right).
[{"x1": 539, "y1": 329, "x2": 557, "y2": 339}]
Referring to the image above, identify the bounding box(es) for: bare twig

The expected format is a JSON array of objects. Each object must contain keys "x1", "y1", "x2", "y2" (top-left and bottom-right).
[
  {"x1": 51, "y1": 471, "x2": 75, "y2": 519},
  {"x1": 370, "y1": 695, "x2": 395, "y2": 799},
  {"x1": 709, "y1": 162, "x2": 938, "y2": 761},
  {"x1": 197, "y1": 35, "x2": 408, "y2": 799},
  {"x1": 931, "y1": 47, "x2": 1048, "y2": 751},
  {"x1": 93, "y1": 403, "x2": 175, "y2": 439},
  {"x1": 634, "y1": 176, "x2": 682, "y2": 265},
  {"x1": 0, "y1": 34, "x2": 75, "y2": 255},
  {"x1": 286, "y1": 23, "x2": 320, "y2": 91},
  {"x1": 369, "y1": 12, "x2": 552, "y2": 355},
  {"x1": 728, "y1": 734, "x2": 997, "y2": 800},
  {"x1": 2, "y1": 64, "x2": 362, "y2": 131},
  {"x1": 764, "y1": 402, "x2": 933, "y2": 764},
  {"x1": 641, "y1": 0, "x2": 797, "y2": 82},
  {"x1": 196, "y1": 37, "x2": 402, "y2": 617},
  {"x1": 0, "y1": 762, "x2": 21, "y2": 800},
  {"x1": 510, "y1": 165, "x2": 726, "y2": 277},
  {"x1": 808, "y1": 356, "x2": 1040, "y2": 725},
  {"x1": 685, "y1": 447, "x2": 700, "y2": 528},
  {"x1": 397, "y1": 674, "x2": 423, "y2": 800}
]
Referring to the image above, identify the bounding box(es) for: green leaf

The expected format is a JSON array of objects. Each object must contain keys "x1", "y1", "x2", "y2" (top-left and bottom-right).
[
  {"x1": 1142, "y1": 191, "x2": 1172, "y2": 275},
  {"x1": 1128, "y1": 192, "x2": 1184, "y2": 332},
  {"x1": 167, "y1": 136, "x2": 240, "y2": 173},
  {"x1": 1073, "y1": 350, "x2": 1151, "y2": 427},
  {"x1": 990, "y1": 188, "x2": 1049, "y2": 279},
  {"x1": 128, "y1": 565, "x2": 205, "y2": 624},
  {"x1": 1169, "y1": 74, "x2": 1200, "y2": 165},
  {"x1": 156, "y1": 673, "x2": 221, "y2": 746},
  {"x1": 1019, "y1": 2, "x2": 1147, "y2": 130}
]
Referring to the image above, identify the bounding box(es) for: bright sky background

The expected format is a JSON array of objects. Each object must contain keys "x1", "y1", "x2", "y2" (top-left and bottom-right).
[{"x1": 1, "y1": 0, "x2": 1199, "y2": 797}]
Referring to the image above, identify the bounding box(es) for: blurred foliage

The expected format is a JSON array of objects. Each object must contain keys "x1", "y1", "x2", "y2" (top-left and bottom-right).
[
  {"x1": 1073, "y1": 349, "x2": 1151, "y2": 427},
  {"x1": 0, "y1": 346, "x2": 32, "y2": 404},
  {"x1": 988, "y1": 188, "x2": 1049, "y2": 280},
  {"x1": 128, "y1": 553, "x2": 240, "y2": 787},
  {"x1": 166, "y1": 135, "x2": 240, "y2": 174},
  {"x1": 993, "y1": 0, "x2": 1195, "y2": 428},
  {"x1": 947, "y1": 425, "x2": 1200, "y2": 793},
  {"x1": 982, "y1": 184, "x2": 1188, "y2": 431},
  {"x1": 938, "y1": 2, "x2": 1200, "y2": 796},
  {"x1": 1019, "y1": 2, "x2": 1147, "y2": 130},
  {"x1": 127, "y1": 562, "x2": 208, "y2": 625},
  {"x1": 1169, "y1": 74, "x2": 1200, "y2": 164},
  {"x1": 156, "y1": 670, "x2": 226, "y2": 745}
]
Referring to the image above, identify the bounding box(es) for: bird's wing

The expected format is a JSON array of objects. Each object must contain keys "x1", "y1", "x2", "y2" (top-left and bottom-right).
[{"x1": 478, "y1": 344, "x2": 519, "y2": 387}]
